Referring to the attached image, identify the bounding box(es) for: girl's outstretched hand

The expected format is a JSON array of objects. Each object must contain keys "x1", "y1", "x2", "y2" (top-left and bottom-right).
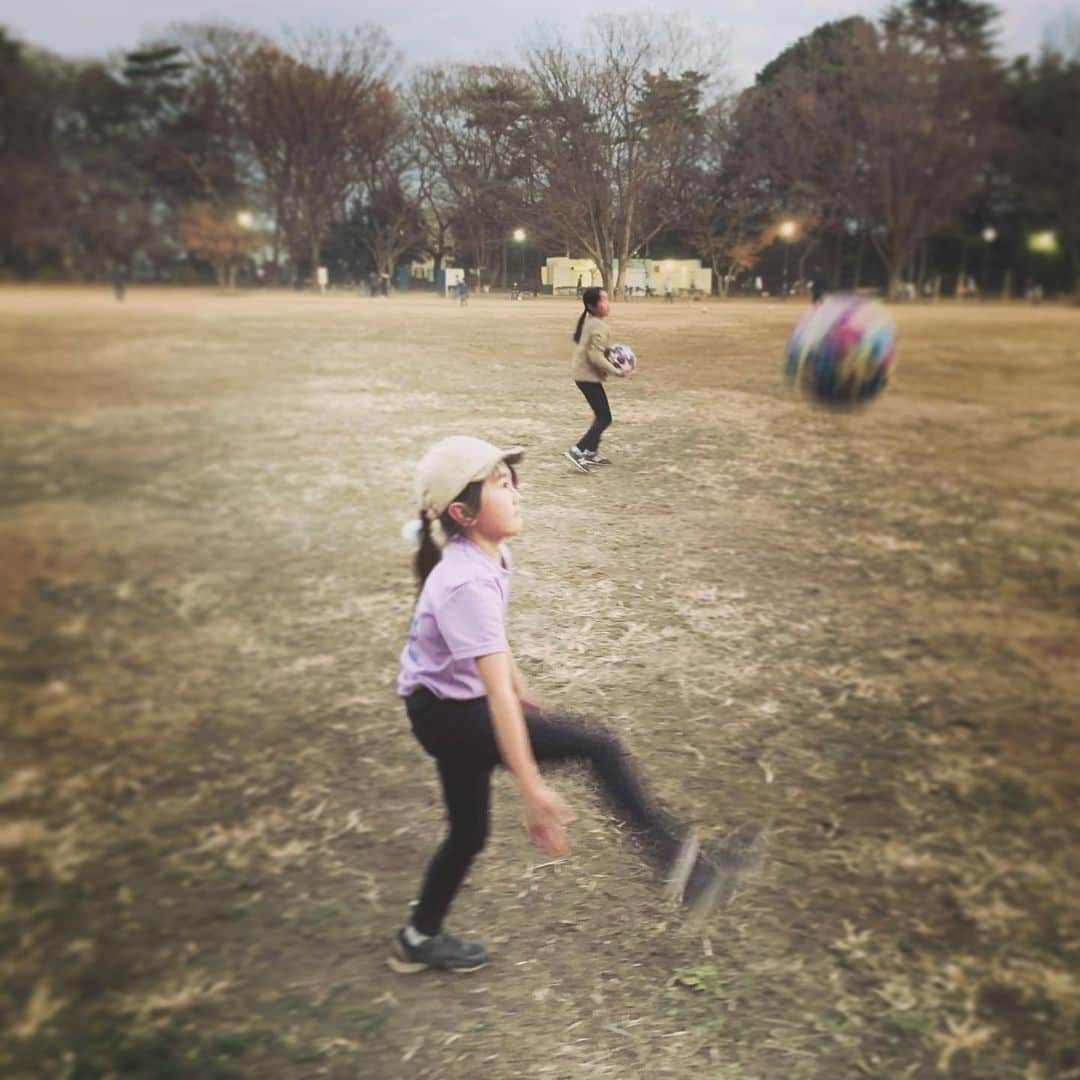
[{"x1": 524, "y1": 783, "x2": 575, "y2": 857}]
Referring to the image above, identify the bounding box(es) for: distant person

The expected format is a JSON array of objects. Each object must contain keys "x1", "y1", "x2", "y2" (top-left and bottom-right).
[
  {"x1": 457, "y1": 280, "x2": 468, "y2": 306},
  {"x1": 565, "y1": 286, "x2": 631, "y2": 472},
  {"x1": 112, "y1": 266, "x2": 127, "y2": 302},
  {"x1": 810, "y1": 267, "x2": 829, "y2": 305},
  {"x1": 317, "y1": 266, "x2": 329, "y2": 296},
  {"x1": 576, "y1": 275, "x2": 584, "y2": 298}
]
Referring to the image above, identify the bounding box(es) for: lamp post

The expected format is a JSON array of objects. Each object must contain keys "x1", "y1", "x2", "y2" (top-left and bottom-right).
[
  {"x1": 1026, "y1": 230, "x2": 1059, "y2": 302},
  {"x1": 980, "y1": 226, "x2": 997, "y2": 296},
  {"x1": 1027, "y1": 230, "x2": 1058, "y2": 254},
  {"x1": 233, "y1": 211, "x2": 256, "y2": 289},
  {"x1": 513, "y1": 228, "x2": 526, "y2": 291},
  {"x1": 779, "y1": 220, "x2": 797, "y2": 297}
]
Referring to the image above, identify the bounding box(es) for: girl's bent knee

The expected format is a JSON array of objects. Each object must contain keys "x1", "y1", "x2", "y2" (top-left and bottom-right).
[
  {"x1": 449, "y1": 827, "x2": 488, "y2": 858},
  {"x1": 591, "y1": 729, "x2": 624, "y2": 761}
]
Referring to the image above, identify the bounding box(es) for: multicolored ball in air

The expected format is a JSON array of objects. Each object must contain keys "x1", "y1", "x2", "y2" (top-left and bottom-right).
[{"x1": 783, "y1": 294, "x2": 896, "y2": 407}]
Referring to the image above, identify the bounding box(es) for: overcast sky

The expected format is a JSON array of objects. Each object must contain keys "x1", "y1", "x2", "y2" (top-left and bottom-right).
[{"x1": 2, "y1": 0, "x2": 1075, "y2": 87}]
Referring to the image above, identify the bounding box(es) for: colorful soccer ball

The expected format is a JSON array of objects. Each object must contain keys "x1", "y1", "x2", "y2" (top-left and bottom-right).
[
  {"x1": 783, "y1": 294, "x2": 896, "y2": 407},
  {"x1": 609, "y1": 343, "x2": 637, "y2": 375}
]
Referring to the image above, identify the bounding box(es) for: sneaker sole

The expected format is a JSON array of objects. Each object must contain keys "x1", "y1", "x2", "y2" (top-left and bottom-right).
[
  {"x1": 683, "y1": 824, "x2": 771, "y2": 927},
  {"x1": 386, "y1": 941, "x2": 489, "y2": 975},
  {"x1": 664, "y1": 835, "x2": 700, "y2": 903},
  {"x1": 564, "y1": 451, "x2": 590, "y2": 473}
]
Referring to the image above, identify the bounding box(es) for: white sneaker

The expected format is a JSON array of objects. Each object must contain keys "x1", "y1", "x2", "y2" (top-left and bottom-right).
[{"x1": 565, "y1": 447, "x2": 590, "y2": 473}]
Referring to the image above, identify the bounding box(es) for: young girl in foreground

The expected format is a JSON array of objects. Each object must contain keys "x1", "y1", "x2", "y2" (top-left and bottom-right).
[{"x1": 391, "y1": 436, "x2": 717, "y2": 973}]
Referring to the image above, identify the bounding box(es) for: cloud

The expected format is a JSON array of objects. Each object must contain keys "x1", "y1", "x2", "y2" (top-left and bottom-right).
[{"x1": 5, "y1": 0, "x2": 1056, "y2": 77}]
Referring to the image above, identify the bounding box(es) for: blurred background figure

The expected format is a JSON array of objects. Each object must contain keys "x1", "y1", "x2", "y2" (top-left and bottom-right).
[{"x1": 111, "y1": 265, "x2": 127, "y2": 302}]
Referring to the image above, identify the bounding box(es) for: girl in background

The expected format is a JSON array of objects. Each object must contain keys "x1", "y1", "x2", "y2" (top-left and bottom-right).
[{"x1": 565, "y1": 287, "x2": 632, "y2": 472}]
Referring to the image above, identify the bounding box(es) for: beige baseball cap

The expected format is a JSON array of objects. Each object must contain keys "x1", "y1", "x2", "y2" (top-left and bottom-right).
[{"x1": 415, "y1": 436, "x2": 524, "y2": 518}]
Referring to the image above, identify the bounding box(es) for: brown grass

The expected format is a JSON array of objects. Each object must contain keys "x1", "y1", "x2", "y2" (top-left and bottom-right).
[{"x1": 1, "y1": 286, "x2": 1078, "y2": 1079}]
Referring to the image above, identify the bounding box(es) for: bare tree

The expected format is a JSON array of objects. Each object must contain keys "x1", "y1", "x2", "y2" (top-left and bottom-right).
[
  {"x1": 241, "y1": 28, "x2": 396, "y2": 281},
  {"x1": 526, "y1": 14, "x2": 724, "y2": 298},
  {"x1": 409, "y1": 64, "x2": 534, "y2": 284},
  {"x1": 176, "y1": 202, "x2": 262, "y2": 286},
  {"x1": 156, "y1": 22, "x2": 265, "y2": 207},
  {"x1": 851, "y1": 28, "x2": 1001, "y2": 298},
  {"x1": 1005, "y1": 47, "x2": 1080, "y2": 298},
  {"x1": 734, "y1": 7, "x2": 1000, "y2": 299},
  {"x1": 733, "y1": 18, "x2": 877, "y2": 291},
  {"x1": 351, "y1": 86, "x2": 426, "y2": 275},
  {"x1": 1041, "y1": 7, "x2": 1080, "y2": 61},
  {"x1": 415, "y1": 164, "x2": 455, "y2": 276},
  {"x1": 0, "y1": 33, "x2": 71, "y2": 276},
  {"x1": 684, "y1": 100, "x2": 772, "y2": 295}
]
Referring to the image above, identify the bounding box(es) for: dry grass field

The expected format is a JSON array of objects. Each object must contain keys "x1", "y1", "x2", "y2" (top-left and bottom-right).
[{"x1": 1, "y1": 287, "x2": 1078, "y2": 1079}]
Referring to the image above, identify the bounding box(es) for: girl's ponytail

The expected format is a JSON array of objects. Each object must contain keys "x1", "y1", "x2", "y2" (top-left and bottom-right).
[
  {"x1": 410, "y1": 475, "x2": 491, "y2": 591},
  {"x1": 573, "y1": 308, "x2": 587, "y2": 344},
  {"x1": 414, "y1": 512, "x2": 441, "y2": 590},
  {"x1": 573, "y1": 286, "x2": 605, "y2": 343}
]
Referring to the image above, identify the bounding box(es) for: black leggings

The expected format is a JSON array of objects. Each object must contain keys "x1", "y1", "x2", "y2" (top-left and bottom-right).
[
  {"x1": 405, "y1": 688, "x2": 682, "y2": 935},
  {"x1": 574, "y1": 381, "x2": 612, "y2": 453}
]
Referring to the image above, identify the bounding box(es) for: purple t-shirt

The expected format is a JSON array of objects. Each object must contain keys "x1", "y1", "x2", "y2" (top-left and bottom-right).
[{"x1": 398, "y1": 537, "x2": 512, "y2": 700}]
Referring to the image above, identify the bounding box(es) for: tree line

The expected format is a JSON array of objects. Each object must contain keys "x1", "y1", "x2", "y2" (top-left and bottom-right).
[{"x1": 1, "y1": 1, "x2": 1077, "y2": 299}]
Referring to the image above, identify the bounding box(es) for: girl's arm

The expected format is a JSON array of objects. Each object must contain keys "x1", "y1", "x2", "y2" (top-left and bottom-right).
[
  {"x1": 476, "y1": 652, "x2": 574, "y2": 854},
  {"x1": 586, "y1": 324, "x2": 622, "y2": 376},
  {"x1": 508, "y1": 651, "x2": 545, "y2": 717}
]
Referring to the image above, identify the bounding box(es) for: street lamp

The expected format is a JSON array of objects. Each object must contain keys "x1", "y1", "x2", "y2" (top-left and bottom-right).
[
  {"x1": 779, "y1": 220, "x2": 797, "y2": 296},
  {"x1": 1027, "y1": 230, "x2": 1059, "y2": 254},
  {"x1": 1026, "y1": 230, "x2": 1059, "y2": 301},
  {"x1": 512, "y1": 228, "x2": 526, "y2": 290},
  {"x1": 234, "y1": 211, "x2": 257, "y2": 288},
  {"x1": 980, "y1": 226, "x2": 997, "y2": 294}
]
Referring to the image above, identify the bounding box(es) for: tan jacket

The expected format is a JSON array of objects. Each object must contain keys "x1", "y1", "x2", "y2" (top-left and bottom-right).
[{"x1": 570, "y1": 314, "x2": 621, "y2": 382}]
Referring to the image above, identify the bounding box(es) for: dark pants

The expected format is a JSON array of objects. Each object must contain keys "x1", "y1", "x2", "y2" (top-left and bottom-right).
[
  {"x1": 574, "y1": 381, "x2": 612, "y2": 453},
  {"x1": 405, "y1": 688, "x2": 682, "y2": 935}
]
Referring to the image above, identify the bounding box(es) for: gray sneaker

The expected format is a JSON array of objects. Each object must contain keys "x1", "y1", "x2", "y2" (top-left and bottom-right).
[
  {"x1": 670, "y1": 824, "x2": 769, "y2": 924},
  {"x1": 565, "y1": 446, "x2": 590, "y2": 473},
  {"x1": 664, "y1": 834, "x2": 700, "y2": 903},
  {"x1": 582, "y1": 450, "x2": 612, "y2": 465},
  {"x1": 387, "y1": 929, "x2": 489, "y2": 974}
]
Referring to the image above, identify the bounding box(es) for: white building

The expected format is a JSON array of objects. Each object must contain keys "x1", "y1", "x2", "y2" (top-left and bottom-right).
[{"x1": 542, "y1": 256, "x2": 711, "y2": 295}]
